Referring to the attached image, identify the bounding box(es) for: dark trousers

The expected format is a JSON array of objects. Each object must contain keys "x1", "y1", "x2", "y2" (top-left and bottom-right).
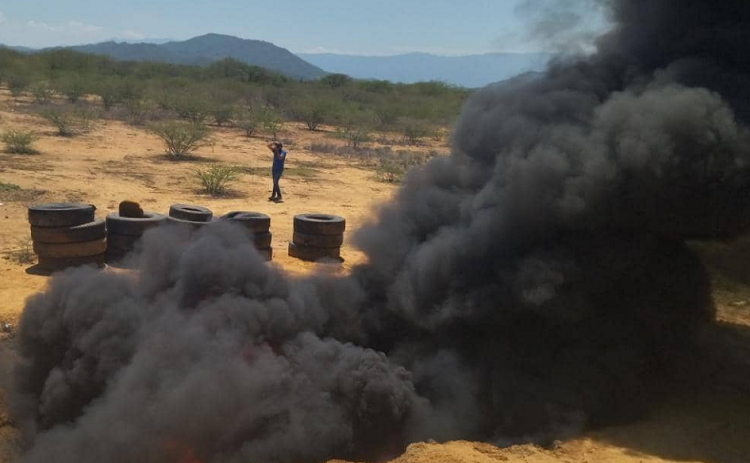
[{"x1": 272, "y1": 170, "x2": 283, "y2": 198}]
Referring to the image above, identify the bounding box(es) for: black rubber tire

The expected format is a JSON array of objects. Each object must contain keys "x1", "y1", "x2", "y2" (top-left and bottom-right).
[
  {"x1": 288, "y1": 242, "x2": 341, "y2": 261},
  {"x1": 107, "y1": 233, "x2": 140, "y2": 251},
  {"x1": 293, "y1": 232, "x2": 344, "y2": 248},
  {"x1": 257, "y1": 248, "x2": 273, "y2": 262},
  {"x1": 252, "y1": 232, "x2": 273, "y2": 249},
  {"x1": 30, "y1": 219, "x2": 106, "y2": 244},
  {"x1": 34, "y1": 238, "x2": 107, "y2": 258},
  {"x1": 38, "y1": 253, "x2": 105, "y2": 271},
  {"x1": 169, "y1": 204, "x2": 213, "y2": 222},
  {"x1": 28, "y1": 203, "x2": 96, "y2": 228},
  {"x1": 293, "y1": 214, "x2": 346, "y2": 235},
  {"x1": 166, "y1": 216, "x2": 219, "y2": 229},
  {"x1": 106, "y1": 212, "x2": 167, "y2": 236},
  {"x1": 220, "y1": 211, "x2": 271, "y2": 233}
]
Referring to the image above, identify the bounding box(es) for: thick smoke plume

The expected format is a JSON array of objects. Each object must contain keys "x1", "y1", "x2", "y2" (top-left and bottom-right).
[{"x1": 4, "y1": 1, "x2": 750, "y2": 462}]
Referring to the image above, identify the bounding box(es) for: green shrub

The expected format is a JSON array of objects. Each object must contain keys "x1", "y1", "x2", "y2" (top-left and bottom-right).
[
  {"x1": 31, "y1": 83, "x2": 56, "y2": 105},
  {"x1": 124, "y1": 98, "x2": 151, "y2": 125},
  {"x1": 294, "y1": 97, "x2": 333, "y2": 131},
  {"x1": 337, "y1": 111, "x2": 375, "y2": 149},
  {"x1": 151, "y1": 121, "x2": 211, "y2": 159},
  {"x1": 236, "y1": 110, "x2": 259, "y2": 137},
  {"x1": 258, "y1": 107, "x2": 283, "y2": 140},
  {"x1": 194, "y1": 165, "x2": 240, "y2": 196},
  {"x1": 174, "y1": 93, "x2": 211, "y2": 124},
  {"x1": 1, "y1": 130, "x2": 37, "y2": 154},
  {"x1": 320, "y1": 73, "x2": 352, "y2": 89},
  {"x1": 55, "y1": 75, "x2": 89, "y2": 103},
  {"x1": 41, "y1": 108, "x2": 76, "y2": 136},
  {"x1": 4, "y1": 238, "x2": 35, "y2": 265},
  {"x1": 376, "y1": 150, "x2": 436, "y2": 183},
  {"x1": 211, "y1": 105, "x2": 235, "y2": 126},
  {"x1": 400, "y1": 118, "x2": 430, "y2": 145},
  {"x1": 8, "y1": 74, "x2": 30, "y2": 97},
  {"x1": 0, "y1": 181, "x2": 21, "y2": 192},
  {"x1": 95, "y1": 78, "x2": 124, "y2": 111},
  {"x1": 75, "y1": 108, "x2": 98, "y2": 133}
]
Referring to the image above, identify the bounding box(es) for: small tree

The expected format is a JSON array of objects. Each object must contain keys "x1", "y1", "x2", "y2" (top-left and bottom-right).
[
  {"x1": 31, "y1": 83, "x2": 56, "y2": 105},
  {"x1": 42, "y1": 108, "x2": 76, "y2": 136},
  {"x1": 400, "y1": 118, "x2": 430, "y2": 145},
  {"x1": 150, "y1": 122, "x2": 211, "y2": 159},
  {"x1": 96, "y1": 79, "x2": 123, "y2": 111},
  {"x1": 55, "y1": 76, "x2": 88, "y2": 103},
  {"x1": 124, "y1": 98, "x2": 151, "y2": 125},
  {"x1": 75, "y1": 108, "x2": 98, "y2": 133},
  {"x1": 8, "y1": 74, "x2": 30, "y2": 98},
  {"x1": 236, "y1": 110, "x2": 259, "y2": 137},
  {"x1": 320, "y1": 73, "x2": 352, "y2": 89},
  {"x1": 211, "y1": 104, "x2": 235, "y2": 127},
  {"x1": 2, "y1": 130, "x2": 37, "y2": 154},
  {"x1": 338, "y1": 111, "x2": 375, "y2": 149},
  {"x1": 194, "y1": 165, "x2": 240, "y2": 196},
  {"x1": 295, "y1": 97, "x2": 332, "y2": 131},
  {"x1": 258, "y1": 107, "x2": 283, "y2": 140},
  {"x1": 174, "y1": 94, "x2": 211, "y2": 124}
]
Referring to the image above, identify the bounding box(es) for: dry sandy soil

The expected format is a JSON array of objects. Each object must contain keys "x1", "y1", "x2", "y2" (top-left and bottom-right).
[{"x1": 1, "y1": 88, "x2": 749, "y2": 463}]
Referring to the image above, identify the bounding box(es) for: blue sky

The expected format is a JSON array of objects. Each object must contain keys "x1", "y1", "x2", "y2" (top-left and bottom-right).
[{"x1": 0, "y1": 0, "x2": 607, "y2": 55}]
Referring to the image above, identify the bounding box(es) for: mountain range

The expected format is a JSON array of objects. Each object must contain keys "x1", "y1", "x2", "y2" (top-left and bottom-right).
[
  {"x1": 298, "y1": 52, "x2": 551, "y2": 88},
  {"x1": 7, "y1": 34, "x2": 327, "y2": 80},
  {"x1": 2, "y1": 34, "x2": 551, "y2": 87}
]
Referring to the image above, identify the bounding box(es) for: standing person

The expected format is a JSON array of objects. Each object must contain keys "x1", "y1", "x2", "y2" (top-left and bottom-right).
[{"x1": 267, "y1": 141, "x2": 287, "y2": 202}]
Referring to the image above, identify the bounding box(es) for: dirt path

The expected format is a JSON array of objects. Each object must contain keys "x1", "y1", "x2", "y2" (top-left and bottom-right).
[{"x1": 1, "y1": 90, "x2": 749, "y2": 463}]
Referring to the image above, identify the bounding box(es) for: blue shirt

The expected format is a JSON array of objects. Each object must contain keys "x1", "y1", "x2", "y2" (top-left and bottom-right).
[{"x1": 272, "y1": 149, "x2": 287, "y2": 172}]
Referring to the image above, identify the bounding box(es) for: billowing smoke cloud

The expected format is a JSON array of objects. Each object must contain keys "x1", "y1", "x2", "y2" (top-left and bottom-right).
[{"x1": 5, "y1": 1, "x2": 750, "y2": 462}]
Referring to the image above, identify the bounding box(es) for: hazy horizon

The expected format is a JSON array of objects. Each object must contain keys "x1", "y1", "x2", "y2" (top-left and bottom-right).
[{"x1": 0, "y1": 0, "x2": 608, "y2": 56}]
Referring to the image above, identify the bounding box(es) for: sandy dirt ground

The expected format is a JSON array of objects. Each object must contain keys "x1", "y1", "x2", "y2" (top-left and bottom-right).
[{"x1": 1, "y1": 88, "x2": 749, "y2": 463}]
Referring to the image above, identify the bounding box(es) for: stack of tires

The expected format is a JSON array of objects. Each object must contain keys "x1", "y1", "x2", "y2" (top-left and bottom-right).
[
  {"x1": 105, "y1": 202, "x2": 167, "y2": 264},
  {"x1": 220, "y1": 211, "x2": 273, "y2": 261},
  {"x1": 288, "y1": 214, "x2": 345, "y2": 261},
  {"x1": 167, "y1": 204, "x2": 216, "y2": 229},
  {"x1": 28, "y1": 203, "x2": 106, "y2": 271}
]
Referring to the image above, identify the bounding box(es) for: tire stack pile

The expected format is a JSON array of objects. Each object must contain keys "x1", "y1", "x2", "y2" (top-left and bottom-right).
[
  {"x1": 167, "y1": 204, "x2": 216, "y2": 229},
  {"x1": 288, "y1": 214, "x2": 345, "y2": 262},
  {"x1": 105, "y1": 201, "x2": 167, "y2": 264},
  {"x1": 220, "y1": 211, "x2": 273, "y2": 261},
  {"x1": 28, "y1": 203, "x2": 106, "y2": 271}
]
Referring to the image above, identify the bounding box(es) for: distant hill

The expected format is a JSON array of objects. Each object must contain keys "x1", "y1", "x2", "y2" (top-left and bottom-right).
[
  {"x1": 297, "y1": 52, "x2": 551, "y2": 88},
  {"x1": 52, "y1": 34, "x2": 326, "y2": 80},
  {"x1": 1, "y1": 44, "x2": 35, "y2": 53}
]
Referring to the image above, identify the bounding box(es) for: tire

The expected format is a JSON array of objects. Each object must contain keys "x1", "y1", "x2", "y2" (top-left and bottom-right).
[
  {"x1": 257, "y1": 248, "x2": 273, "y2": 262},
  {"x1": 288, "y1": 242, "x2": 341, "y2": 261},
  {"x1": 169, "y1": 204, "x2": 213, "y2": 222},
  {"x1": 293, "y1": 214, "x2": 346, "y2": 235},
  {"x1": 166, "y1": 216, "x2": 219, "y2": 229},
  {"x1": 252, "y1": 232, "x2": 272, "y2": 249},
  {"x1": 107, "y1": 233, "x2": 140, "y2": 251},
  {"x1": 28, "y1": 203, "x2": 96, "y2": 228},
  {"x1": 34, "y1": 238, "x2": 107, "y2": 258},
  {"x1": 293, "y1": 232, "x2": 344, "y2": 248},
  {"x1": 220, "y1": 211, "x2": 271, "y2": 233},
  {"x1": 106, "y1": 213, "x2": 167, "y2": 236},
  {"x1": 31, "y1": 219, "x2": 106, "y2": 244},
  {"x1": 38, "y1": 254, "x2": 105, "y2": 271}
]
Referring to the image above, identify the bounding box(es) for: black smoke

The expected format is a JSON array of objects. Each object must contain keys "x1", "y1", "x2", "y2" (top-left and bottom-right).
[{"x1": 5, "y1": 0, "x2": 750, "y2": 462}]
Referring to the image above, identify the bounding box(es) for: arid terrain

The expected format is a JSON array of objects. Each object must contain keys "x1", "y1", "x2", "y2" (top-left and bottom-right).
[{"x1": 1, "y1": 87, "x2": 749, "y2": 463}]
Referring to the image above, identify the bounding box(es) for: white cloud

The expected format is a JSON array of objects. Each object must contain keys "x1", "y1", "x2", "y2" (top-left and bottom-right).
[
  {"x1": 67, "y1": 21, "x2": 103, "y2": 34},
  {"x1": 121, "y1": 30, "x2": 146, "y2": 40},
  {"x1": 0, "y1": 12, "x2": 6, "y2": 24},
  {"x1": 26, "y1": 19, "x2": 102, "y2": 35},
  {"x1": 299, "y1": 46, "x2": 345, "y2": 54}
]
